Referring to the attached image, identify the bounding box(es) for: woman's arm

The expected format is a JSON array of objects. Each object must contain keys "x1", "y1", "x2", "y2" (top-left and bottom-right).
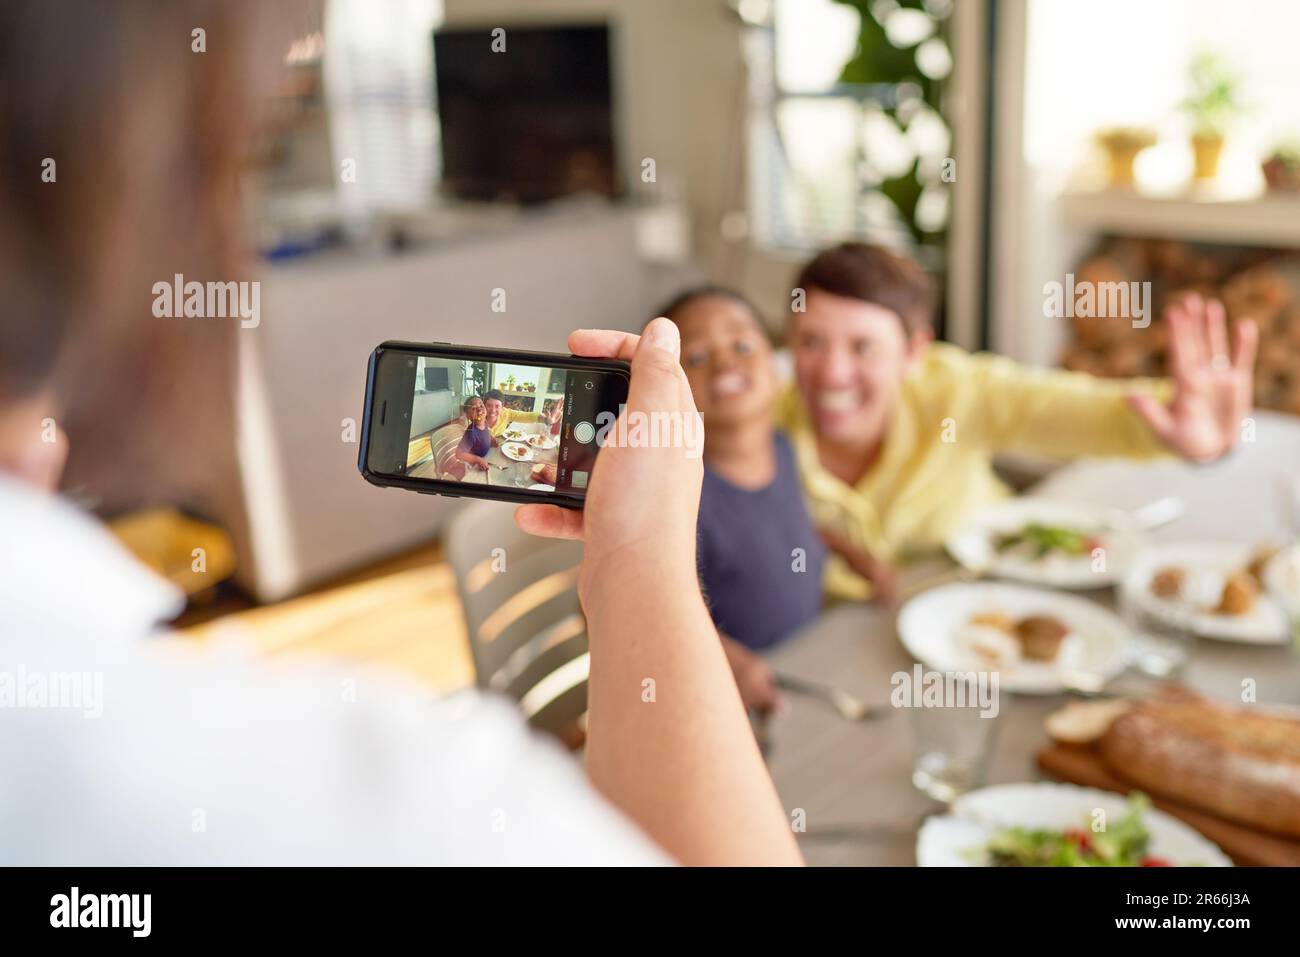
[
  {"x1": 720, "y1": 634, "x2": 783, "y2": 714},
  {"x1": 516, "y1": 320, "x2": 803, "y2": 866}
]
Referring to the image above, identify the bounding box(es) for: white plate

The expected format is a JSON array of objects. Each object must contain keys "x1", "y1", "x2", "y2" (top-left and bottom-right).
[
  {"x1": 896, "y1": 582, "x2": 1128, "y2": 694},
  {"x1": 917, "y1": 783, "x2": 1230, "y2": 867},
  {"x1": 526, "y1": 433, "x2": 557, "y2": 450},
  {"x1": 528, "y1": 483, "x2": 555, "y2": 492},
  {"x1": 501, "y1": 428, "x2": 528, "y2": 442},
  {"x1": 1120, "y1": 542, "x2": 1288, "y2": 644},
  {"x1": 946, "y1": 500, "x2": 1141, "y2": 589},
  {"x1": 1264, "y1": 544, "x2": 1300, "y2": 620},
  {"x1": 500, "y1": 442, "x2": 534, "y2": 462}
]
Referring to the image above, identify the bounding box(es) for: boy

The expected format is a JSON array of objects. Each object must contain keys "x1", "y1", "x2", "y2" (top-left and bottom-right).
[
  {"x1": 454, "y1": 395, "x2": 494, "y2": 473},
  {"x1": 660, "y1": 288, "x2": 831, "y2": 713}
]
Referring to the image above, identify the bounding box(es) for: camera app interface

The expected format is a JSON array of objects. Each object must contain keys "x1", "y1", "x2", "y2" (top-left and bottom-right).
[{"x1": 402, "y1": 356, "x2": 608, "y2": 495}]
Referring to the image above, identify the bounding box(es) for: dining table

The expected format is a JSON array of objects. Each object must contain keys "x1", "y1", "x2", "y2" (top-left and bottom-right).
[
  {"x1": 764, "y1": 412, "x2": 1300, "y2": 866},
  {"x1": 458, "y1": 421, "x2": 559, "y2": 489}
]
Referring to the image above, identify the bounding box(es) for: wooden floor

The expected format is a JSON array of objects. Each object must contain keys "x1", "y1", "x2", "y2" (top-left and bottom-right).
[{"x1": 179, "y1": 540, "x2": 474, "y2": 694}]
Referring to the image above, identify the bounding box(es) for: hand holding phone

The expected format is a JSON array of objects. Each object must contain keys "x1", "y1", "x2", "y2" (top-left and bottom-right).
[
  {"x1": 359, "y1": 339, "x2": 631, "y2": 508},
  {"x1": 514, "y1": 320, "x2": 705, "y2": 607}
]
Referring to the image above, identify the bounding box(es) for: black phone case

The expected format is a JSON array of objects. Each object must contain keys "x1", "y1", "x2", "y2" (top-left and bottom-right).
[{"x1": 357, "y1": 340, "x2": 631, "y2": 510}]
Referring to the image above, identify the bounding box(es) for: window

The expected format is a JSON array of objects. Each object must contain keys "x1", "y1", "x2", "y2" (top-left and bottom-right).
[{"x1": 747, "y1": 0, "x2": 955, "y2": 260}]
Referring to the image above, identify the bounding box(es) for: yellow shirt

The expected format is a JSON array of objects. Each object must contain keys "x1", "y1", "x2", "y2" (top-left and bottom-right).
[
  {"x1": 488, "y1": 408, "x2": 541, "y2": 438},
  {"x1": 776, "y1": 343, "x2": 1171, "y2": 600}
]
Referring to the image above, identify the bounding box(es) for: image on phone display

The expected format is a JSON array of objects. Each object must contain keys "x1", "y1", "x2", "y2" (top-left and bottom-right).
[{"x1": 396, "y1": 355, "x2": 610, "y2": 497}]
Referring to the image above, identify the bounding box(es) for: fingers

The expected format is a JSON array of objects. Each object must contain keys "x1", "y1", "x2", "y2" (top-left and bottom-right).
[
  {"x1": 514, "y1": 503, "x2": 584, "y2": 541},
  {"x1": 747, "y1": 663, "x2": 783, "y2": 715},
  {"x1": 1128, "y1": 391, "x2": 1175, "y2": 443},
  {"x1": 1205, "y1": 298, "x2": 1229, "y2": 364},
  {"x1": 1232, "y1": 317, "x2": 1259, "y2": 376},
  {"x1": 627, "y1": 317, "x2": 694, "y2": 416},
  {"x1": 1231, "y1": 318, "x2": 1259, "y2": 424},
  {"x1": 568, "y1": 321, "x2": 697, "y2": 418},
  {"x1": 1164, "y1": 295, "x2": 1195, "y2": 382},
  {"x1": 1170, "y1": 291, "x2": 1206, "y2": 382},
  {"x1": 567, "y1": 328, "x2": 641, "y2": 361}
]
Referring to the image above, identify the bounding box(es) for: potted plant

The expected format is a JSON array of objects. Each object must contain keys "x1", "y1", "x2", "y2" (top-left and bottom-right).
[
  {"x1": 1094, "y1": 127, "x2": 1157, "y2": 188},
  {"x1": 503, "y1": 374, "x2": 516, "y2": 392},
  {"x1": 1180, "y1": 52, "x2": 1241, "y2": 182},
  {"x1": 1262, "y1": 142, "x2": 1300, "y2": 192}
]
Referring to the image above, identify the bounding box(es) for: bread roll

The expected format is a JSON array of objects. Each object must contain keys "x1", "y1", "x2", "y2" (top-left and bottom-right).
[{"x1": 1098, "y1": 696, "x2": 1300, "y2": 838}]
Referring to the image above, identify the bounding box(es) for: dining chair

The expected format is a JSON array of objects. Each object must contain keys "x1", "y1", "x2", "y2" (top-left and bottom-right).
[
  {"x1": 429, "y1": 420, "x2": 469, "y2": 478},
  {"x1": 445, "y1": 498, "x2": 589, "y2": 743}
]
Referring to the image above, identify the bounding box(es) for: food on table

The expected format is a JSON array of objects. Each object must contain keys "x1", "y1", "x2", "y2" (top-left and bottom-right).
[
  {"x1": 1045, "y1": 698, "x2": 1134, "y2": 745},
  {"x1": 1214, "y1": 571, "x2": 1258, "y2": 615},
  {"x1": 1098, "y1": 693, "x2": 1300, "y2": 838},
  {"x1": 530, "y1": 462, "x2": 557, "y2": 485},
  {"x1": 1147, "y1": 552, "x2": 1268, "y2": 617},
  {"x1": 502, "y1": 428, "x2": 526, "y2": 441},
  {"x1": 984, "y1": 793, "x2": 1167, "y2": 867},
  {"x1": 993, "y1": 522, "x2": 1102, "y2": 561},
  {"x1": 501, "y1": 442, "x2": 532, "y2": 461},
  {"x1": 1245, "y1": 546, "x2": 1278, "y2": 585},
  {"x1": 959, "y1": 611, "x2": 1072, "y2": 665},
  {"x1": 525, "y1": 433, "x2": 555, "y2": 449},
  {"x1": 1150, "y1": 566, "x2": 1185, "y2": 599},
  {"x1": 970, "y1": 610, "x2": 1015, "y2": 632},
  {"x1": 1014, "y1": 615, "x2": 1070, "y2": 662},
  {"x1": 955, "y1": 623, "x2": 1022, "y2": 669}
]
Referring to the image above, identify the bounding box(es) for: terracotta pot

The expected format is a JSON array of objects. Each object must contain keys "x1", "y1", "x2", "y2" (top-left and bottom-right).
[
  {"x1": 1095, "y1": 130, "x2": 1156, "y2": 187},
  {"x1": 1191, "y1": 132, "x2": 1225, "y2": 181}
]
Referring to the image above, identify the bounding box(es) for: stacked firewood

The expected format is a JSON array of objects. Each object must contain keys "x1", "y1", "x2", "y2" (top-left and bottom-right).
[{"x1": 1060, "y1": 238, "x2": 1300, "y2": 413}]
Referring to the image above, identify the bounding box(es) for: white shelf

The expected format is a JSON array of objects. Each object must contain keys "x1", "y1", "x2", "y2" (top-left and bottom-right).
[{"x1": 1059, "y1": 190, "x2": 1300, "y2": 249}]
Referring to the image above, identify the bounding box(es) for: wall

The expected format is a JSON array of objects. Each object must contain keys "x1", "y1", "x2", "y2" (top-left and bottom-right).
[
  {"x1": 236, "y1": 209, "x2": 654, "y2": 601},
  {"x1": 1000, "y1": 0, "x2": 1300, "y2": 366}
]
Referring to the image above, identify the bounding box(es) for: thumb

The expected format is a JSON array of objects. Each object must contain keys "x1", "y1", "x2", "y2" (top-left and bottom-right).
[
  {"x1": 626, "y1": 317, "x2": 688, "y2": 416},
  {"x1": 1128, "y1": 391, "x2": 1175, "y2": 442}
]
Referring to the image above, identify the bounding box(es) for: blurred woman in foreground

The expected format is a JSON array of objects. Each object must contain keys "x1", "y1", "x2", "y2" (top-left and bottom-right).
[{"x1": 0, "y1": 0, "x2": 799, "y2": 866}]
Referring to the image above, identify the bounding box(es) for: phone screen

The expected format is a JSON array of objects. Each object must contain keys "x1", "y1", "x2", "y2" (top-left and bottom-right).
[{"x1": 363, "y1": 344, "x2": 629, "y2": 504}]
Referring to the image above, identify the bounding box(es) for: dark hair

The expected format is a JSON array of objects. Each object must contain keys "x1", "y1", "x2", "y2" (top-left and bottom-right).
[
  {"x1": 653, "y1": 285, "x2": 764, "y2": 328},
  {"x1": 650, "y1": 283, "x2": 759, "y2": 325},
  {"x1": 0, "y1": 1, "x2": 306, "y2": 515},
  {"x1": 794, "y1": 243, "x2": 935, "y2": 336},
  {"x1": 462, "y1": 395, "x2": 483, "y2": 413},
  {"x1": 483, "y1": 389, "x2": 504, "y2": 403}
]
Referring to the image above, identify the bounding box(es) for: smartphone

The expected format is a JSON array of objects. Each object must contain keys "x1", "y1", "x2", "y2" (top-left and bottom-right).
[{"x1": 358, "y1": 340, "x2": 630, "y2": 508}]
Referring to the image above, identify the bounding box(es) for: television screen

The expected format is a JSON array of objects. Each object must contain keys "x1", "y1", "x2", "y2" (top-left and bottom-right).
[
  {"x1": 423, "y1": 365, "x2": 449, "y2": 392},
  {"x1": 433, "y1": 24, "x2": 618, "y2": 203}
]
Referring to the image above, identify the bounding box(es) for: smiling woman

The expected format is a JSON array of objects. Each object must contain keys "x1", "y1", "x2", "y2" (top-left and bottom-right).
[{"x1": 778, "y1": 242, "x2": 1256, "y2": 602}]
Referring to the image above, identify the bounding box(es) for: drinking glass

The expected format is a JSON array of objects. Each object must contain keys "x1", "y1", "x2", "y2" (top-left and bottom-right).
[
  {"x1": 1120, "y1": 588, "x2": 1195, "y2": 677},
  {"x1": 909, "y1": 678, "x2": 1000, "y2": 804}
]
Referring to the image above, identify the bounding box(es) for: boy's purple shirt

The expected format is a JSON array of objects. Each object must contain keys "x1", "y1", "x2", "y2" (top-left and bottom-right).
[
  {"x1": 460, "y1": 423, "x2": 492, "y2": 458},
  {"x1": 695, "y1": 433, "x2": 827, "y2": 650}
]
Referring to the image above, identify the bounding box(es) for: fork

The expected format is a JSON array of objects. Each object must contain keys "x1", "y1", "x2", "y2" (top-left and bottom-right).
[{"x1": 774, "y1": 673, "x2": 886, "y2": 722}]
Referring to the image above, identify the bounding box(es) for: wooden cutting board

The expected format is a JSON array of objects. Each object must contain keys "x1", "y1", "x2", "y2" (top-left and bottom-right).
[{"x1": 1037, "y1": 743, "x2": 1300, "y2": 867}]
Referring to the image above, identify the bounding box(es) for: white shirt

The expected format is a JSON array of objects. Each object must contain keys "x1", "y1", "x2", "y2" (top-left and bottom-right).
[{"x1": 0, "y1": 475, "x2": 667, "y2": 865}]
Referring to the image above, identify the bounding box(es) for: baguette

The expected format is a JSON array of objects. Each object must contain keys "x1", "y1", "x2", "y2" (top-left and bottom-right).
[{"x1": 1098, "y1": 695, "x2": 1300, "y2": 838}]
